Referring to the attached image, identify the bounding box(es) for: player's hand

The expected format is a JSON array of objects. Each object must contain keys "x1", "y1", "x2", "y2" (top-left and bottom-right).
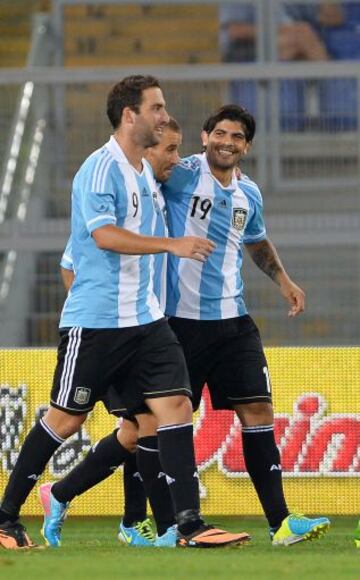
[
  {"x1": 168, "y1": 236, "x2": 216, "y2": 262},
  {"x1": 279, "y1": 279, "x2": 305, "y2": 317}
]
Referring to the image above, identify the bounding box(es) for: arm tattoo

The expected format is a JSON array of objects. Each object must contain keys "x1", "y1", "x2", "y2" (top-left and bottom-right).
[{"x1": 249, "y1": 242, "x2": 283, "y2": 282}]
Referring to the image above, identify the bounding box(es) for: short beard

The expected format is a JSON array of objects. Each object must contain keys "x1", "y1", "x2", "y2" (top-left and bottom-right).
[
  {"x1": 206, "y1": 150, "x2": 237, "y2": 171},
  {"x1": 142, "y1": 132, "x2": 160, "y2": 148},
  {"x1": 133, "y1": 125, "x2": 160, "y2": 149}
]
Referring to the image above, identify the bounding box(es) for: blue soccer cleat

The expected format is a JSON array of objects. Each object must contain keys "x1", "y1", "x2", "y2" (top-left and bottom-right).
[
  {"x1": 154, "y1": 524, "x2": 177, "y2": 548},
  {"x1": 118, "y1": 518, "x2": 155, "y2": 547},
  {"x1": 271, "y1": 513, "x2": 330, "y2": 546},
  {"x1": 39, "y1": 482, "x2": 69, "y2": 547}
]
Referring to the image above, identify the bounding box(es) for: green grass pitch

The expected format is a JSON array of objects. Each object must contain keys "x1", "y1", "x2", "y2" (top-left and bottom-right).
[{"x1": 0, "y1": 517, "x2": 358, "y2": 579}]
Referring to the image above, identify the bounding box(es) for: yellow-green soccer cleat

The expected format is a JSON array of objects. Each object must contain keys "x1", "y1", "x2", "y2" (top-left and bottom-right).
[
  {"x1": 118, "y1": 518, "x2": 155, "y2": 547},
  {"x1": 354, "y1": 520, "x2": 360, "y2": 548},
  {"x1": 271, "y1": 514, "x2": 330, "y2": 546}
]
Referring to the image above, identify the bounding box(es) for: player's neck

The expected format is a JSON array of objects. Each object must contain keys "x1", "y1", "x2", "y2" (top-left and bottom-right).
[
  {"x1": 209, "y1": 166, "x2": 233, "y2": 188},
  {"x1": 113, "y1": 131, "x2": 144, "y2": 173}
]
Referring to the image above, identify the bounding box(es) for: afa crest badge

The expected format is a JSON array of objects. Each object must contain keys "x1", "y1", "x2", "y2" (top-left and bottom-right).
[
  {"x1": 232, "y1": 208, "x2": 248, "y2": 232},
  {"x1": 74, "y1": 387, "x2": 91, "y2": 405}
]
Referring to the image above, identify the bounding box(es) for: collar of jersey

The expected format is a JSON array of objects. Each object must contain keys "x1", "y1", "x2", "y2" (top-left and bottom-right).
[
  {"x1": 199, "y1": 152, "x2": 237, "y2": 192},
  {"x1": 105, "y1": 135, "x2": 147, "y2": 176}
]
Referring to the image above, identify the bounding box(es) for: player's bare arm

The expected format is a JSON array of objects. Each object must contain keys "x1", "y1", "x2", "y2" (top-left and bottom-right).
[
  {"x1": 60, "y1": 267, "x2": 74, "y2": 292},
  {"x1": 93, "y1": 224, "x2": 215, "y2": 262},
  {"x1": 245, "y1": 238, "x2": 305, "y2": 317}
]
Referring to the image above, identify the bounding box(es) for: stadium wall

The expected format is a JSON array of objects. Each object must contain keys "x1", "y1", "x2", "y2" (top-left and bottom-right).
[{"x1": 1, "y1": 347, "x2": 359, "y2": 516}]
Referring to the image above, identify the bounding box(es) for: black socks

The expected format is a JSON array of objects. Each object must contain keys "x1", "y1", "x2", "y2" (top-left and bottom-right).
[
  {"x1": 0, "y1": 419, "x2": 64, "y2": 523},
  {"x1": 157, "y1": 423, "x2": 202, "y2": 535},
  {"x1": 242, "y1": 425, "x2": 289, "y2": 529},
  {"x1": 136, "y1": 436, "x2": 175, "y2": 536},
  {"x1": 122, "y1": 451, "x2": 147, "y2": 527},
  {"x1": 52, "y1": 430, "x2": 129, "y2": 504}
]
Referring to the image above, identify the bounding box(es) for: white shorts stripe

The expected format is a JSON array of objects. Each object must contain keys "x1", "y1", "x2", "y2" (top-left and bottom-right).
[
  {"x1": 57, "y1": 327, "x2": 82, "y2": 407},
  {"x1": 58, "y1": 327, "x2": 78, "y2": 406},
  {"x1": 63, "y1": 328, "x2": 83, "y2": 408},
  {"x1": 57, "y1": 327, "x2": 77, "y2": 406}
]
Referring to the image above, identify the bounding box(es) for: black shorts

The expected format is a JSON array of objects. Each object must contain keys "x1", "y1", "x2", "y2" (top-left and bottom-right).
[
  {"x1": 51, "y1": 318, "x2": 191, "y2": 415},
  {"x1": 101, "y1": 384, "x2": 147, "y2": 419},
  {"x1": 168, "y1": 315, "x2": 271, "y2": 411}
]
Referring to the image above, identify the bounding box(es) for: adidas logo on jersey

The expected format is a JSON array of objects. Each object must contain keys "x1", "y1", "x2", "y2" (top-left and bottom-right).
[{"x1": 219, "y1": 199, "x2": 227, "y2": 207}]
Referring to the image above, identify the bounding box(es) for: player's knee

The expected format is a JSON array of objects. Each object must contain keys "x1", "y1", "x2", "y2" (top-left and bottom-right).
[
  {"x1": 116, "y1": 419, "x2": 139, "y2": 452},
  {"x1": 135, "y1": 413, "x2": 158, "y2": 438},
  {"x1": 164, "y1": 394, "x2": 192, "y2": 420},
  {"x1": 146, "y1": 394, "x2": 192, "y2": 424},
  {"x1": 44, "y1": 406, "x2": 87, "y2": 439},
  {"x1": 235, "y1": 401, "x2": 273, "y2": 427}
]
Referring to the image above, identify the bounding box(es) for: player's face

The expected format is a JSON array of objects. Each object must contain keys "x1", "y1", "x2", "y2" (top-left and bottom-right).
[
  {"x1": 202, "y1": 120, "x2": 250, "y2": 171},
  {"x1": 146, "y1": 128, "x2": 182, "y2": 182},
  {"x1": 134, "y1": 87, "x2": 169, "y2": 148}
]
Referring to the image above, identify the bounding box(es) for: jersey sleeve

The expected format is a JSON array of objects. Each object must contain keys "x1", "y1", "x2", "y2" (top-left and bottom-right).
[
  {"x1": 162, "y1": 156, "x2": 201, "y2": 199},
  {"x1": 60, "y1": 236, "x2": 73, "y2": 271},
  {"x1": 79, "y1": 158, "x2": 121, "y2": 234},
  {"x1": 241, "y1": 177, "x2": 267, "y2": 244}
]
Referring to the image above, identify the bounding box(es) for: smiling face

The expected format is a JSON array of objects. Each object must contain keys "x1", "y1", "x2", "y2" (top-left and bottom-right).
[
  {"x1": 202, "y1": 119, "x2": 250, "y2": 172},
  {"x1": 145, "y1": 126, "x2": 182, "y2": 182},
  {"x1": 132, "y1": 87, "x2": 169, "y2": 148}
]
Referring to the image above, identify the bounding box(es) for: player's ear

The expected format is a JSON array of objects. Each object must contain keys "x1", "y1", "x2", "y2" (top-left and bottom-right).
[
  {"x1": 243, "y1": 141, "x2": 252, "y2": 155},
  {"x1": 201, "y1": 130, "x2": 208, "y2": 148},
  {"x1": 123, "y1": 106, "x2": 137, "y2": 126}
]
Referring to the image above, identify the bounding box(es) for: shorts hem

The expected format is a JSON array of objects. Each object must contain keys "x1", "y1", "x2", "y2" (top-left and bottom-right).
[
  {"x1": 105, "y1": 407, "x2": 129, "y2": 418},
  {"x1": 227, "y1": 395, "x2": 272, "y2": 404},
  {"x1": 144, "y1": 387, "x2": 192, "y2": 399},
  {"x1": 50, "y1": 400, "x2": 94, "y2": 415}
]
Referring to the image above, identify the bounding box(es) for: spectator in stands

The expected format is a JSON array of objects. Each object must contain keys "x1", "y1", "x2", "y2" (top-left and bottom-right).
[
  {"x1": 219, "y1": 2, "x2": 324, "y2": 130},
  {"x1": 283, "y1": 2, "x2": 360, "y2": 129},
  {"x1": 220, "y1": 3, "x2": 329, "y2": 63},
  {"x1": 220, "y1": 2, "x2": 360, "y2": 130}
]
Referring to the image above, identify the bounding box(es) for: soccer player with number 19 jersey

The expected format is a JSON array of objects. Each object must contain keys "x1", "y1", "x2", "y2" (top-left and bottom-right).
[{"x1": 163, "y1": 105, "x2": 331, "y2": 546}]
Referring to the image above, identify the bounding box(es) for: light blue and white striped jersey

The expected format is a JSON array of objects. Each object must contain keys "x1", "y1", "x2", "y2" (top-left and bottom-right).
[
  {"x1": 60, "y1": 187, "x2": 168, "y2": 311},
  {"x1": 162, "y1": 153, "x2": 266, "y2": 320},
  {"x1": 60, "y1": 136, "x2": 164, "y2": 329}
]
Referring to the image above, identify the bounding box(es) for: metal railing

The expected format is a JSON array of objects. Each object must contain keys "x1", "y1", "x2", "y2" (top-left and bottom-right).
[{"x1": 0, "y1": 1, "x2": 359, "y2": 346}]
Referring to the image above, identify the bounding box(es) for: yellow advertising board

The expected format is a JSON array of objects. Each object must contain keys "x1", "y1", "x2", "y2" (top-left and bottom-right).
[{"x1": 1, "y1": 347, "x2": 359, "y2": 515}]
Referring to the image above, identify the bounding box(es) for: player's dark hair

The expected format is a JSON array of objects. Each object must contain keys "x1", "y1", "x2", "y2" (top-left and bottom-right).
[
  {"x1": 167, "y1": 117, "x2": 182, "y2": 133},
  {"x1": 202, "y1": 105, "x2": 256, "y2": 142},
  {"x1": 107, "y1": 75, "x2": 161, "y2": 129}
]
